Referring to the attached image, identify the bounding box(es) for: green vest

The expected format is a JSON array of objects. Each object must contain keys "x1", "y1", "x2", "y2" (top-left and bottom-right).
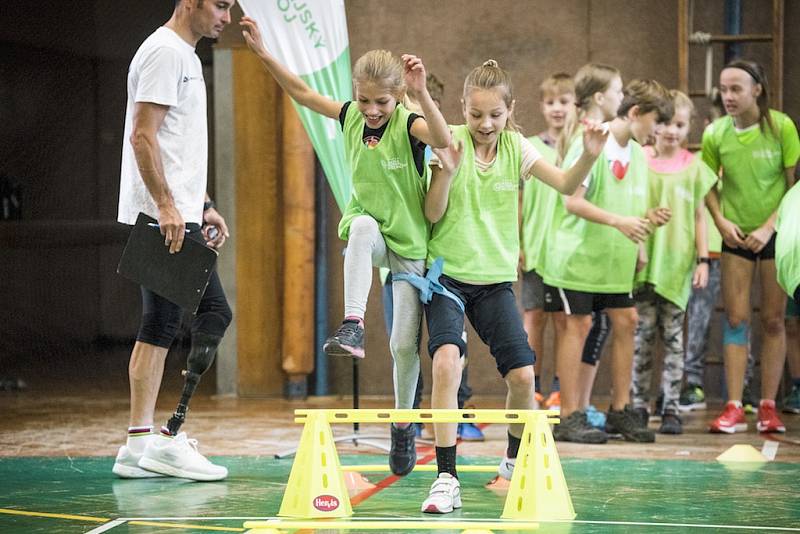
[
  {"x1": 338, "y1": 103, "x2": 429, "y2": 259},
  {"x1": 427, "y1": 125, "x2": 522, "y2": 283},
  {"x1": 521, "y1": 136, "x2": 559, "y2": 273},
  {"x1": 776, "y1": 184, "x2": 800, "y2": 297},
  {"x1": 635, "y1": 156, "x2": 717, "y2": 309},
  {"x1": 702, "y1": 110, "x2": 800, "y2": 233},
  {"x1": 542, "y1": 135, "x2": 649, "y2": 293}
]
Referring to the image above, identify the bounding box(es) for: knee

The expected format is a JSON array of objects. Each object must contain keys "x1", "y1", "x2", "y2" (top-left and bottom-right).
[
  {"x1": 506, "y1": 366, "x2": 535, "y2": 393},
  {"x1": 432, "y1": 345, "x2": 461, "y2": 379},
  {"x1": 390, "y1": 336, "x2": 418, "y2": 361},
  {"x1": 723, "y1": 318, "x2": 749, "y2": 346},
  {"x1": 761, "y1": 314, "x2": 785, "y2": 337},
  {"x1": 349, "y1": 215, "x2": 379, "y2": 238},
  {"x1": 197, "y1": 300, "x2": 233, "y2": 337},
  {"x1": 612, "y1": 308, "x2": 639, "y2": 333},
  {"x1": 567, "y1": 315, "x2": 593, "y2": 337}
]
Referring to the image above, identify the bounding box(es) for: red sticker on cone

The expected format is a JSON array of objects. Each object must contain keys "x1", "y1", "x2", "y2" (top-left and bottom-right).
[{"x1": 313, "y1": 495, "x2": 340, "y2": 511}]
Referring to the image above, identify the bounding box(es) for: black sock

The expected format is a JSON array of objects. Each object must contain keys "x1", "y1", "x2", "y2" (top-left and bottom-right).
[
  {"x1": 436, "y1": 445, "x2": 458, "y2": 478},
  {"x1": 534, "y1": 375, "x2": 541, "y2": 394},
  {"x1": 506, "y1": 432, "x2": 521, "y2": 459}
]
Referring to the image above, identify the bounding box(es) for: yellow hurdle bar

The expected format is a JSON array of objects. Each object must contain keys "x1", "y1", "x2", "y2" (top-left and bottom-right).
[
  {"x1": 294, "y1": 408, "x2": 559, "y2": 425},
  {"x1": 341, "y1": 464, "x2": 498, "y2": 473},
  {"x1": 244, "y1": 519, "x2": 539, "y2": 531}
]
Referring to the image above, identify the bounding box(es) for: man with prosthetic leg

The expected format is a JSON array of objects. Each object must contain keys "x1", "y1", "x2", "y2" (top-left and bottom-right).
[{"x1": 112, "y1": 0, "x2": 236, "y2": 481}]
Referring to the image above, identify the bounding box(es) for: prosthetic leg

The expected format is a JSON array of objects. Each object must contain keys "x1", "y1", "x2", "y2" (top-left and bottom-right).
[{"x1": 166, "y1": 332, "x2": 222, "y2": 435}]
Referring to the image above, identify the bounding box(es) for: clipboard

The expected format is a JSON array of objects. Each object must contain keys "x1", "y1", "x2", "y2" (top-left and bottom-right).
[{"x1": 117, "y1": 212, "x2": 218, "y2": 314}]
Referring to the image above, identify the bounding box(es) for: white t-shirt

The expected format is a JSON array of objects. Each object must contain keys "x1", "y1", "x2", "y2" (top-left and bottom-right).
[
  {"x1": 582, "y1": 127, "x2": 631, "y2": 188},
  {"x1": 118, "y1": 27, "x2": 208, "y2": 225}
]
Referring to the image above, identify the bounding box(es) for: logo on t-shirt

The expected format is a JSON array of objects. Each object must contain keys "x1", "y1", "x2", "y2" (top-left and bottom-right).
[
  {"x1": 610, "y1": 160, "x2": 629, "y2": 180},
  {"x1": 182, "y1": 75, "x2": 202, "y2": 83},
  {"x1": 493, "y1": 182, "x2": 517, "y2": 192},
  {"x1": 381, "y1": 158, "x2": 407, "y2": 171},
  {"x1": 751, "y1": 148, "x2": 779, "y2": 160},
  {"x1": 364, "y1": 135, "x2": 380, "y2": 148}
]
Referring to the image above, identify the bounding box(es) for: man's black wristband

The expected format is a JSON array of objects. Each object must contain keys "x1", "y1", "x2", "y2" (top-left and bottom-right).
[
  {"x1": 203, "y1": 200, "x2": 215, "y2": 212},
  {"x1": 696, "y1": 257, "x2": 711, "y2": 265}
]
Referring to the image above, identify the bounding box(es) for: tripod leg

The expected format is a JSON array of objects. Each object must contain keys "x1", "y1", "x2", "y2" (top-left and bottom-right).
[{"x1": 166, "y1": 332, "x2": 222, "y2": 435}]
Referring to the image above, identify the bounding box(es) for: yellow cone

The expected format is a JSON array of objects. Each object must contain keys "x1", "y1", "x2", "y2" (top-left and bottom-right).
[
  {"x1": 278, "y1": 411, "x2": 352, "y2": 518},
  {"x1": 716, "y1": 444, "x2": 768, "y2": 463},
  {"x1": 501, "y1": 413, "x2": 575, "y2": 521}
]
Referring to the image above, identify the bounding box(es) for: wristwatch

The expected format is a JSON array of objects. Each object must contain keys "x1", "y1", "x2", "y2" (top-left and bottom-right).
[
  {"x1": 203, "y1": 200, "x2": 216, "y2": 212},
  {"x1": 696, "y1": 257, "x2": 711, "y2": 265}
]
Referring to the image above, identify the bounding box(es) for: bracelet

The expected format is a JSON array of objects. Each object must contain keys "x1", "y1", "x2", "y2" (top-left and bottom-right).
[
  {"x1": 696, "y1": 257, "x2": 711, "y2": 265},
  {"x1": 203, "y1": 200, "x2": 216, "y2": 212}
]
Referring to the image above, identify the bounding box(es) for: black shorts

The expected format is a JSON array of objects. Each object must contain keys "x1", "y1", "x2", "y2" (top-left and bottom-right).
[
  {"x1": 542, "y1": 284, "x2": 634, "y2": 315},
  {"x1": 425, "y1": 275, "x2": 535, "y2": 377},
  {"x1": 722, "y1": 233, "x2": 776, "y2": 261}
]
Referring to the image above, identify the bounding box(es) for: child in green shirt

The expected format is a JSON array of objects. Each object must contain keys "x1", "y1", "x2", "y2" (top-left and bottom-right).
[
  {"x1": 541, "y1": 70, "x2": 673, "y2": 444},
  {"x1": 520, "y1": 73, "x2": 574, "y2": 411},
  {"x1": 420, "y1": 60, "x2": 607, "y2": 514},
  {"x1": 241, "y1": 18, "x2": 451, "y2": 476},
  {"x1": 631, "y1": 90, "x2": 716, "y2": 435},
  {"x1": 703, "y1": 59, "x2": 799, "y2": 435}
]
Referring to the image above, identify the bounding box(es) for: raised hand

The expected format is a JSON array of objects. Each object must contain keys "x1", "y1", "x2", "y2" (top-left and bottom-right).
[
  {"x1": 240, "y1": 16, "x2": 268, "y2": 58},
  {"x1": 401, "y1": 54, "x2": 427, "y2": 96},
  {"x1": 432, "y1": 140, "x2": 464, "y2": 176},
  {"x1": 580, "y1": 119, "x2": 610, "y2": 158}
]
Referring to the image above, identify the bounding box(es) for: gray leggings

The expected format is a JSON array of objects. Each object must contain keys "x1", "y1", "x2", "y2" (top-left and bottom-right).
[{"x1": 344, "y1": 215, "x2": 423, "y2": 409}]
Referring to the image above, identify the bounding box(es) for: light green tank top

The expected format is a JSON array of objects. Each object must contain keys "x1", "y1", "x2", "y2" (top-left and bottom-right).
[
  {"x1": 427, "y1": 125, "x2": 522, "y2": 283},
  {"x1": 338, "y1": 103, "x2": 429, "y2": 259}
]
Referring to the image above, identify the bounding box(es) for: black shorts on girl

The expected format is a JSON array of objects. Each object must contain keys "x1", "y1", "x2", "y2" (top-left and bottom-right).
[
  {"x1": 425, "y1": 274, "x2": 535, "y2": 377},
  {"x1": 542, "y1": 284, "x2": 634, "y2": 315},
  {"x1": 721, "y1": 233, "x2": 776, "y2": 261}
]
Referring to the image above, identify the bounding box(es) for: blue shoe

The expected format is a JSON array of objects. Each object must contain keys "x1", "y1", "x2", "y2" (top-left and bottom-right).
[
  {"x1": 585, "y1": 405, "x2": 607, "y2": 430},
  {"x1": 457, "y1": 422, "x2": 485, "y2": 441}
]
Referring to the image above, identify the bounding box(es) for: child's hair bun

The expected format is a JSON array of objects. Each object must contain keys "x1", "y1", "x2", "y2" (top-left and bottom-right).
[{"x1": 482, "y1": 59, "x2": 499, "y2": 68}]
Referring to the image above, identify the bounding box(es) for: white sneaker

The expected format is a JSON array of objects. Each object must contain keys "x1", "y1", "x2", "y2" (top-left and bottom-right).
[
  {"x1": 138, "y1": 433, "x2": 227, "y2": 481},
  {"x1": 112, "y1": 445, "x2": 165, "y2": 478},
  {"x1": 497, "y1": 456, "x2": 515, "y2": 480},
  {"x1": 421, "y1": 473, "x2": 462, "y2": 514}
]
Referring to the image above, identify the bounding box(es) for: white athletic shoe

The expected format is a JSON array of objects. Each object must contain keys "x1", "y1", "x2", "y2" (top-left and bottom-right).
[
  {"x1": 497, "y1": 456, "x2": 515, "y2": 480},
  {"x1": 421, "y1": 473, "x2": 462, "y2": 514},
  {"x1": 112, "y1": 445, "x2": 165, "y2": 479},
  {"x1": 138, "y1": 433, "x2": 228, "y2": 481}
]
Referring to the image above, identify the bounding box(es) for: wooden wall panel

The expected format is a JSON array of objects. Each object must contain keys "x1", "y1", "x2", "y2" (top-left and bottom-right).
[{"x1": 232, "y1": 48, "x2": 285, "y2": 396}]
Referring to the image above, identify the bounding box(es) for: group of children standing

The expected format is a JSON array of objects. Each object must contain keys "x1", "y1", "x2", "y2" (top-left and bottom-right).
[{"x1": 241, "y1": 16, "x2": 800, "y2": 514}]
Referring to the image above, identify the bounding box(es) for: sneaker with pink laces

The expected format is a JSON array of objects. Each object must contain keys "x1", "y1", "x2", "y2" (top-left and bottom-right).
[
  {"x1": 709, "y1": 401, "x2": 747, "y2": 434},
  {"x1": 757, "y1": 400, "x2": 786, "y2": 433}
]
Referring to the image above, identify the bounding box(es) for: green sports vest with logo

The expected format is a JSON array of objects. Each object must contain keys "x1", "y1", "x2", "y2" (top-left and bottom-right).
[
  {"x1": 427, "y1": 125, "x2": 522, "y2": 283},
  {"x1": 338, "y1": 103, "x2": 428, "y2": 259},
  {"x1": 542, "y1": 135, "x2": 648, "y2": 293},
  {"x1": 635, "y1": 156, "x2": 717, "y2": 309},
  {"x1": 521, "y1": 136, "x2": 558, "y2": 273}
]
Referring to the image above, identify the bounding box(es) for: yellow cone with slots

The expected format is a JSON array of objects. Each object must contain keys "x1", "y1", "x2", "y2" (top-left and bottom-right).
[
  {"x1": 278, "y1": 411, "x2": 352, "y2": 518},
  {"x1": 501, "y1": 414, "x2": 575, "y2": 521}
]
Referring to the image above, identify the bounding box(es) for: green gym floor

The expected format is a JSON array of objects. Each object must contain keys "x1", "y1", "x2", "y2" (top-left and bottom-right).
[
  {"x1": 3, "y1": 389, "x2": 800, "y2": 533},
  {"x1": 2, "y1": 454, "x2": 800, "y2": 532}
]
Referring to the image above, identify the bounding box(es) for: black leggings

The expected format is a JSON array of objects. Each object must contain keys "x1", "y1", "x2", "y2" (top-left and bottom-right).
[{"x1": 136, "y1": 227, "x2": 232, "y2": 347}]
